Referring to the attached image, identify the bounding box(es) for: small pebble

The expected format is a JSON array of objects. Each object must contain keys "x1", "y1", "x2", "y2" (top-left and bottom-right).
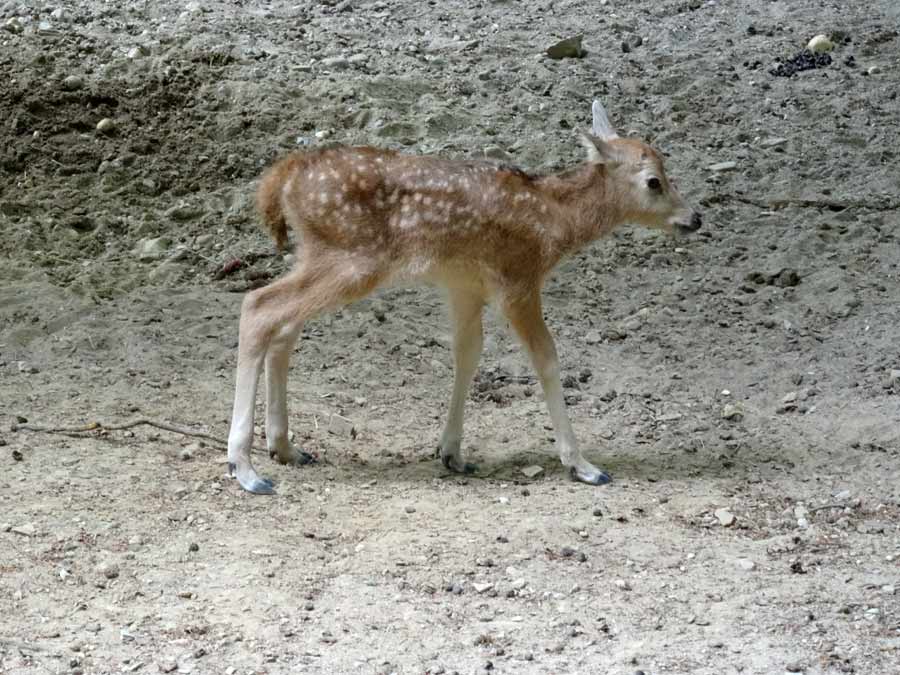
[
  {"x1": 96, "y1": 118, "x2": 115, "y2": 134},
  {"x1": 520, "y1": 465, "x2": 544, "y2": 479},
  {"x1": 807, "y1": 34, "x2": 834, "y2": 53},
  {"x1": 3, "y1": 17, "x2": 23, "y2": 34},
  {"x1": 404, "y1": 505, "x2": 416, "y2": 514},
  {"x1": 546, "y1": 35, "x2": 585, "y2": 59},
  {"x1": 96, "y1": 561, "x2": 119, "y2": 579},
  {"x1": 322, "y1": 56, "x2": 349, "y2": 70},
  {"x1": 12, "y1": 523, "x2": 36, "y2": 537},
  {"x1": 63, "y1": 75, "x2": 84, "y2": 91},
  {"x1": 188, "y1": 542, "x2": 199, "y2": 552},
  {"x1": 721, "y1": 404, "x2": 743, "y2": 421},
  {"x1": 708, "y1": 161, "x2": 737, "y2": 172},
  {"x1": 736, "y1": 558, "x2": 756, "y2": 571},
  {"x1": 714, "y1": 508, "x2": 736, "y2": 527}
]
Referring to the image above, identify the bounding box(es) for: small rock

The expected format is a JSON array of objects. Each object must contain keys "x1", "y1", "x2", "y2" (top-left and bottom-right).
[
  {"x1": 708, "y1": 161, "x2": 737, "y2": 172},
  {"x1": 404, "y1": 505, "x2": 416, "y2": 514},
  {"x1": 179, "y1": 448, "x2": 194, "y2": 461},
  {"x1": 785, "y1": 662, "x2": 805, "y2": 673},
  {"x1": 17, "y1": 361, "x2": 39, "y2": 374},
  {"x1": 96, "y1": 561, "x2": 119, "y2": 579},
  {"x1": 760, "y1": 137, "x2": 788, "y2": 148},
  {"x1": 483, "y1": 145, "x2": 509, "y2": 161},
  {"x1": 546, "y1": 35, "x2": 585, "y2": 59},
  {"x1": 736, "y1": 558, "x2": 756, "y2": 571},
  {"x1": 866, "y1": 65, "x2": 881, "y2": 76},
  {"x1": 721, "y1": 404, "x2": 743, "y2": 421},
  {"x1": 166, "y1": 203, "x2": 204, "y2": 222},
  {"x1": 322, "y1": 55, "x2": 349, "y2": 70},
  {"x1": 887, "y1": 369, "x2": 900, "y2": 392},
  {"x1": 510, "y1": 578, "x2": 526, "y2": 590},
  {"x1": 520, "y1": 465, "x2": 544, "y2": 479},
  {"x1": 12, "y1": 523, "x2": 36, "y2": 537},
  {"x1": 327, "y1": 414, "x2": 356, "y2": 439},
  {"x1": 159, "y1": 660, "x2": 178, "y2": 674},
  {"x1": 614, "y1": 579, "x2": 632, "y2": 591},
  {"x1": 807, "y1": 34, "x2": 834, "y2": 53},
  {"x1": 62, "y1": 75, "x2": 84, "y2": 91},
  {"x1": 188, "y1": 542, "x2": 199, "y2": 552},
  {"x1": 126, "y1": 45, "x2": 149, "y2": 59},
  {"x1": 473, "y1": 582, "x2": 493, "y2": 594},
  {"x1": 134, "y1": 237, "x2": 172, "y2": 261},
  {"x1": 96, "y1": 118, "x2": 115, "y2": 135},
  {"x1": 584, "y1": 330, "x2": 602, "y2": 345},
  {"x1": 592, "y1": 507, "x2": 603, "y2": 517},
  {"x1": 714, "y1": 508, "x2": 736, "y2": 527},
  {"x1": 3, "y1": 17, "x2": 23, "y2": 34},
  {"x1": 773, "y1": 269, "x2": 800, "y2": 287}
]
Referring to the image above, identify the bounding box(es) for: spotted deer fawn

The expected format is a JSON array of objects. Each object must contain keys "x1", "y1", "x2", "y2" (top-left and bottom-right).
[{"x1": 227, "y1": 99, "x2": 701, "y2": 494}]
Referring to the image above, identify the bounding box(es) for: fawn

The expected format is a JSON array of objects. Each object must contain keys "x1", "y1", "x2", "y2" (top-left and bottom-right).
[{"x1": 227, "y1": 99, "x2": 701, "y2": 494}]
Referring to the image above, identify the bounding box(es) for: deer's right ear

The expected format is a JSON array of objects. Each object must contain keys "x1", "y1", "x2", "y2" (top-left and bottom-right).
[{"x1": 579, "y1": 131, "x2": 620, "y2": 167}]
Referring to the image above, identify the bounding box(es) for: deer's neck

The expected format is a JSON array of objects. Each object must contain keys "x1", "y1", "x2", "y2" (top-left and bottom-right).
[{"x1": 535, "y1": 164, "x2": 625, "y2": 260}]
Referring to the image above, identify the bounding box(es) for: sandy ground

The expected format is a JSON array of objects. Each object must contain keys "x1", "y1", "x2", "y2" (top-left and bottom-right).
[{"x1": 1, "y1": 1, "x2": 899, "y2": 673}]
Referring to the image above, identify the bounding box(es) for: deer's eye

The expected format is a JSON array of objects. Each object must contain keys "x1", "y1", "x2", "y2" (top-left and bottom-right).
[{"x1": 646, "y1": 177, "x2": 662, "y2": 192}]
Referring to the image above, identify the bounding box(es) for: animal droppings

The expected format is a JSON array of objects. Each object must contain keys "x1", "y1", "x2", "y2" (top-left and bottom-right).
[{"x1": 770, "y1": 49, "x2": 833, "y2": 77}]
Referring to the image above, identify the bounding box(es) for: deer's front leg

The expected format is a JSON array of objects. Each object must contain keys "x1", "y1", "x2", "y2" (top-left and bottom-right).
[
  {"x1": 438, "y1": 288, "x2": 484, "y2": 474},
  {"x1": 501, "y1": 291, "x2": 611, "y2": 486}
]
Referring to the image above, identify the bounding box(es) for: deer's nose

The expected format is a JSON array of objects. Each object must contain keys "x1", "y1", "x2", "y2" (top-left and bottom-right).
[{"x1": 686, "y1": 211, "x2": 702, "y2": 231}]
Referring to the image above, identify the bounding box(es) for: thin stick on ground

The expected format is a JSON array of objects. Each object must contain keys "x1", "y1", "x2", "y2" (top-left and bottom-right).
[{"x1": 12, "y1": 418, "x2": 269, "y2": 456}]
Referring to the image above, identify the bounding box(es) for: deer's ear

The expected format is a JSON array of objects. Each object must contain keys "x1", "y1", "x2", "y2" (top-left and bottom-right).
[
  {"x1": 579, "y1": 131, "x2": 621, "y2": 167},
  {"x1": 591, "y1": 99, "x2": 619, "y2": 140}
]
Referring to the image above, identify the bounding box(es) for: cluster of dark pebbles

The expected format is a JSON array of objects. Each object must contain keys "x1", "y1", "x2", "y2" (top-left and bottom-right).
[{"x1": 770, "y1": 49, "x2": 833, "y2": 77}]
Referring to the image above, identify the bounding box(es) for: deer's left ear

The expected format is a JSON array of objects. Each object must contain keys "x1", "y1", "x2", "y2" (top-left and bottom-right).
[
  {"x1": 591, "y1": 99, "x2": 619, "y2": 140},
  {"x1": 579, "y1": 131, "x2": 621, "y2": 167}
]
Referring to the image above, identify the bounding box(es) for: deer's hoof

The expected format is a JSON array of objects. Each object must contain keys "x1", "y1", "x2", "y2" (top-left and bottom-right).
[
  {"x1": 570, "y1": 466, "x2": 612, "y2": 486},
  {"x1": 441, "y1": 453, "x2": 477, "y2": 475},
  {"x1": 230, "y1": 462, "x2": 277, "y2": 495},
  {"x1": 270, "y1": 447, "x2": 317, "y2": 466}
]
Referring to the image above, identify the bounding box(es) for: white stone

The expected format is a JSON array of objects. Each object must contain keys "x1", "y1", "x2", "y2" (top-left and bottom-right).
[{"x1": 807, "y1": 34, "x2": 834, "y2": 53}]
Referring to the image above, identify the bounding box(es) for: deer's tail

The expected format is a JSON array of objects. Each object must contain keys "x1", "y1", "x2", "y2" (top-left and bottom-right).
[{"x1": 256, "y1": 155, "x2": 298, "y2": 251}]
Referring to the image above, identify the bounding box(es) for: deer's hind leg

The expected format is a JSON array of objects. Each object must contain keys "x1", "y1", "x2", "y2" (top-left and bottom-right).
[
  {"x1": 264, "y1": 322, "x2": 314, "y2": 467},
  {"x1": 228, "y1": 254, "x2": 383, "y2": 494},
  {"x1": 438, "y1": 287, "x2": 485, "y2": 474}
]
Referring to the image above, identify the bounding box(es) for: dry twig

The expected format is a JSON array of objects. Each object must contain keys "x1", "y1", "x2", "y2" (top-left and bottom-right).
[{"x1": 12, "y1": 418, "x2": 268, "y2": 455}]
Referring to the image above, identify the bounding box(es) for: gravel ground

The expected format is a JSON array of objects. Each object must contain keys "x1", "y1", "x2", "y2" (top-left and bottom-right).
[{"x1": 1, "y1": 1, "x2": 898, "y2": 674}]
